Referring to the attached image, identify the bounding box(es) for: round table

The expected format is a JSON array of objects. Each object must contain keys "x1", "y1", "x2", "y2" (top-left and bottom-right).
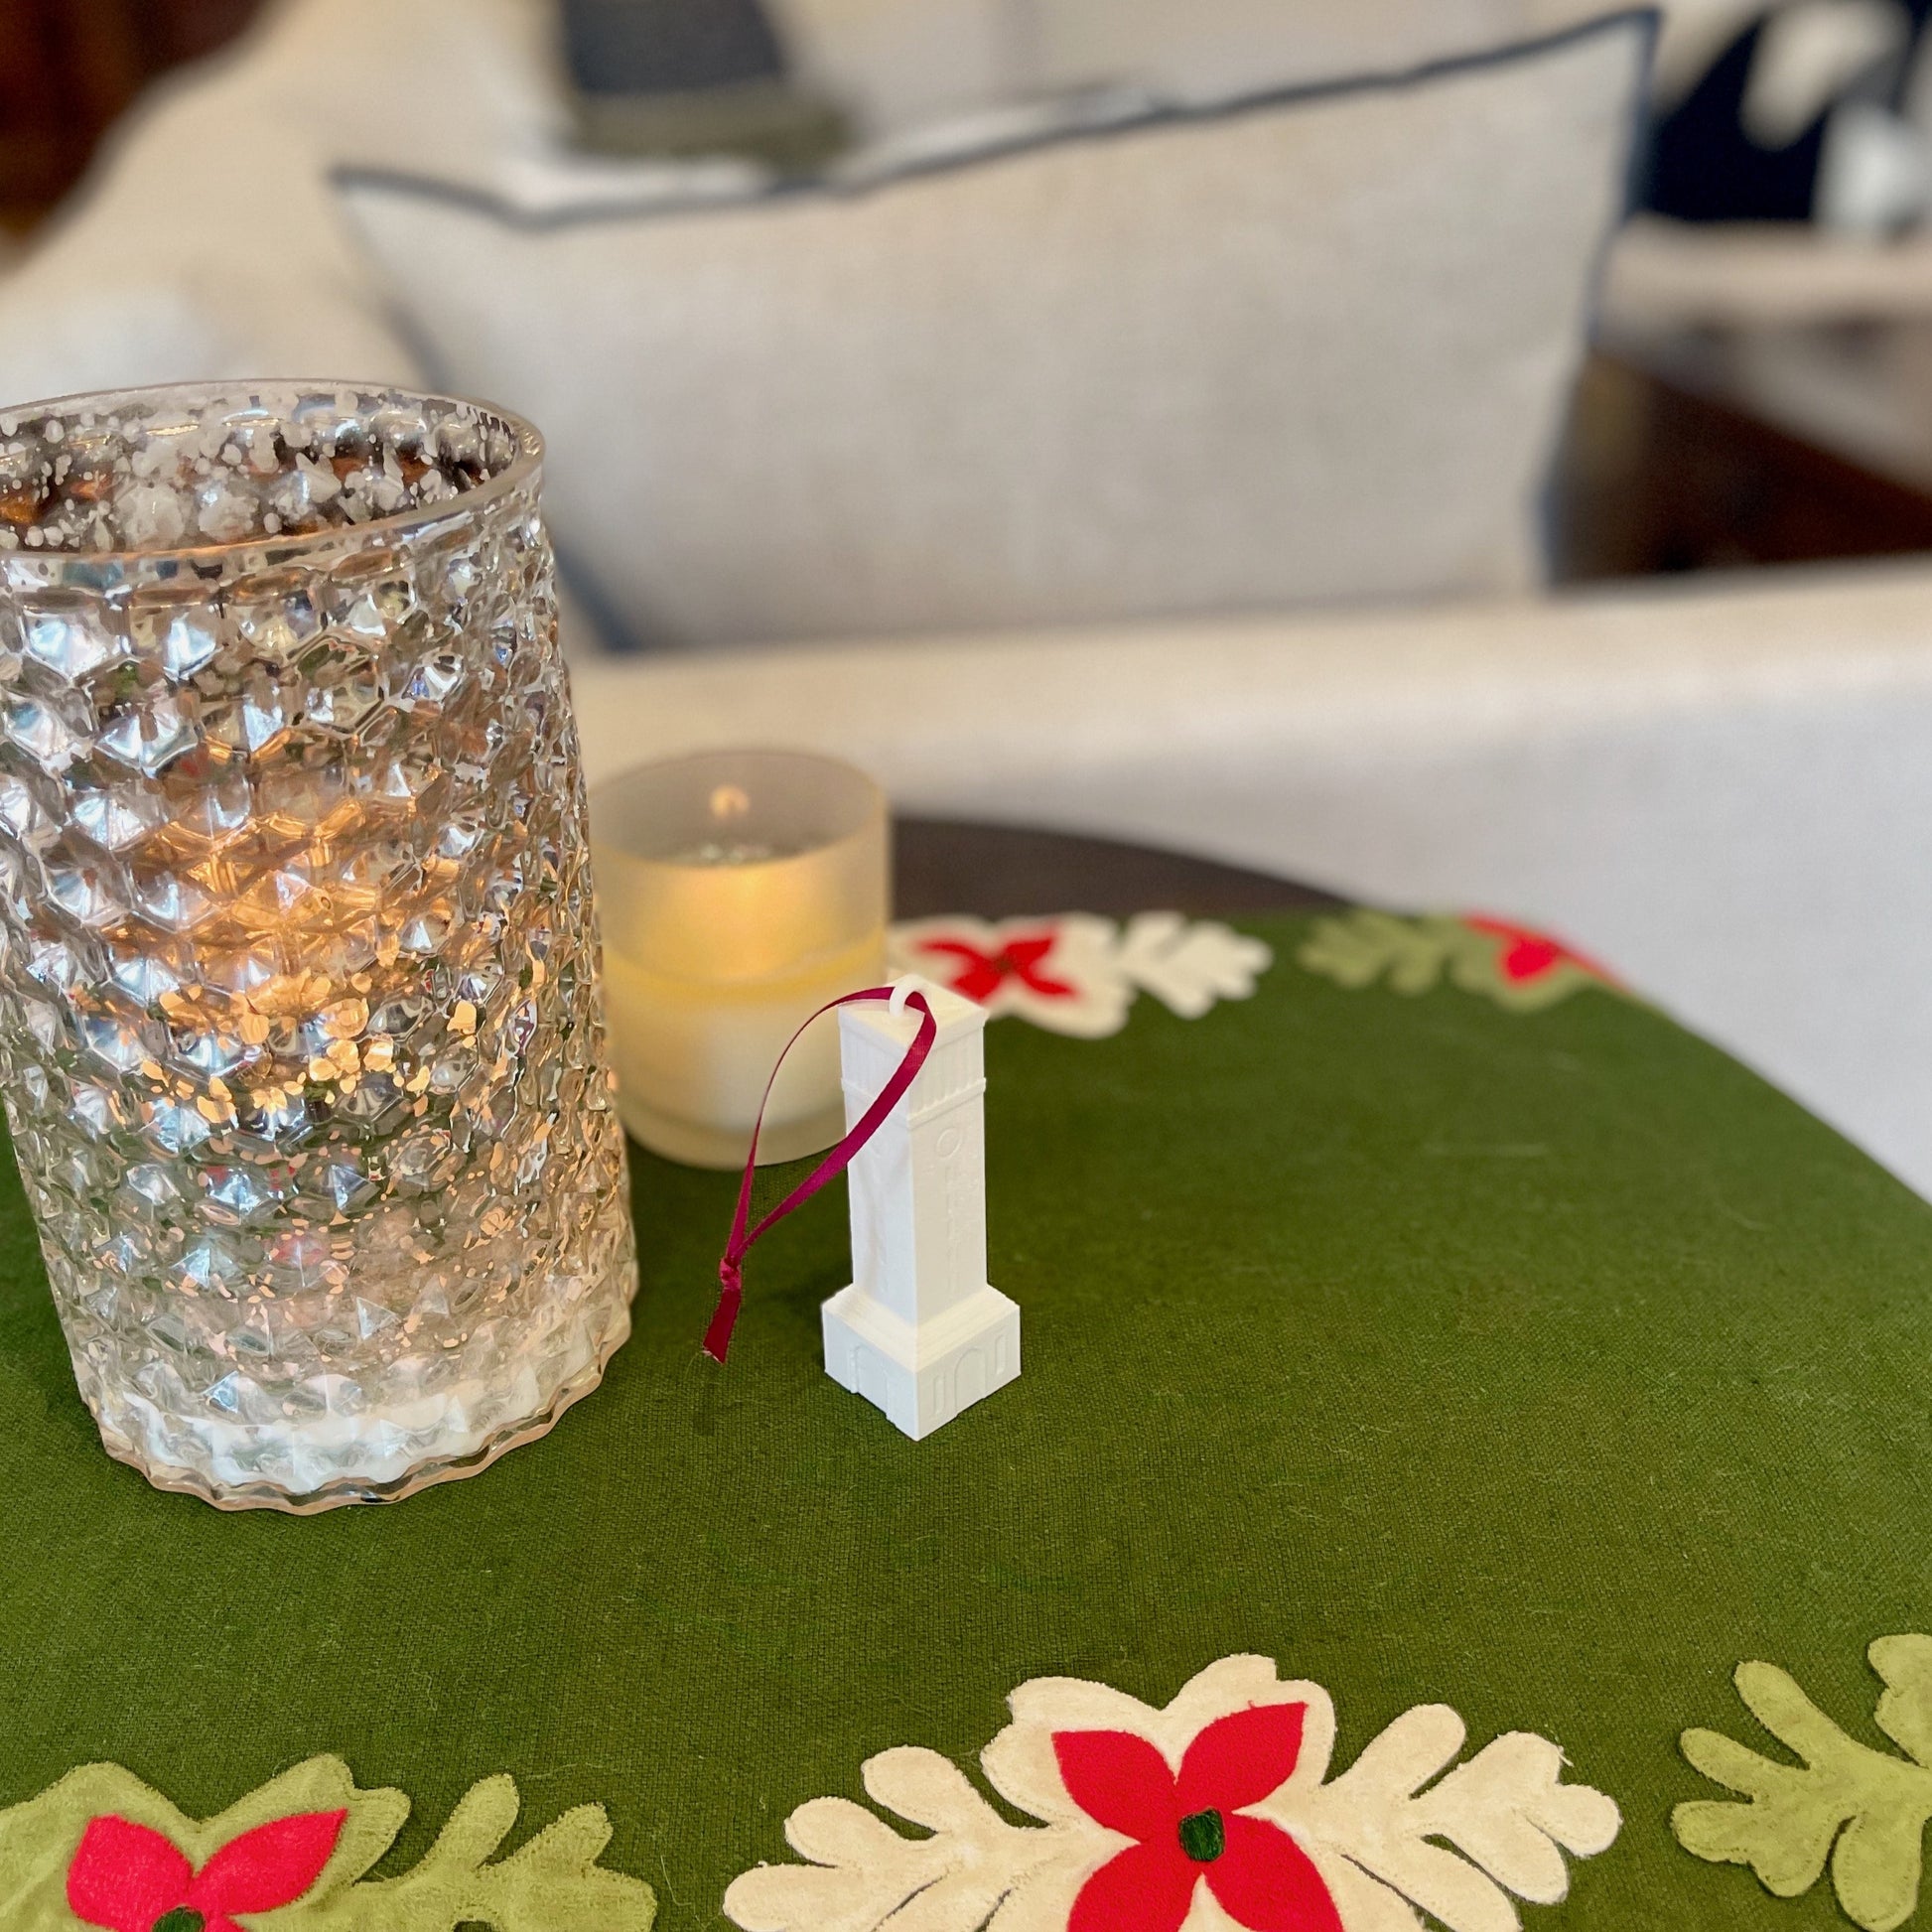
[
  {"x1": 0, "y1": 823, "x2": 1924, "y2": 1932},
  {"x1": 892, "y1": 816, "x2": 1338, "y2": 919}
]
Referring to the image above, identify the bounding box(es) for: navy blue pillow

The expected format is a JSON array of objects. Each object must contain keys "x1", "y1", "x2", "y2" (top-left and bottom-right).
[
  {"x1": 1644, "y1": 0, "x2": 1932, "y2": 222},
  {"x1": 560, "y1": 0, "x2": 787, "y2": 95}
]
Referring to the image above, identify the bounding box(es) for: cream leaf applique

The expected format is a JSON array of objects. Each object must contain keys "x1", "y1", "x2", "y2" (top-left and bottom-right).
[
  {"x1": 1675, "y1": 1634, "x2": 1932, "y2": 1931},
  {"x1": 887, "y1": 913, "x2": 1272, "y2": 1038},
  {"x1": 723, "y1": 1653, "x2": 1618, "y2": 1932},
  {"x1": 729, "y1": 1747, "x2": 1076, "y2": 1932},
  {"x1": 1113, "y1": 910, "x2": 1274, "y2": 1020},
  {"x1": 1285, "y1": 1706, "x2": 1620, "y2": 1932}
]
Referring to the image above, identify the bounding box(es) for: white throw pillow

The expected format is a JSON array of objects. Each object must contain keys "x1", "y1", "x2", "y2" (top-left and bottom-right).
[
  {"x1": 342, "y1": 14, "x2": 1651, "y2": 648},
  {"x1": 773, "y1": 0, "x2": 1628, "y2": 134}
]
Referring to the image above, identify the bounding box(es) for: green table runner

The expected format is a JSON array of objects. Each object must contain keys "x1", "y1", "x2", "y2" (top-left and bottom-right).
[{"x1": 2, "y1": 906, "x2": 1929, "y2": 1931}]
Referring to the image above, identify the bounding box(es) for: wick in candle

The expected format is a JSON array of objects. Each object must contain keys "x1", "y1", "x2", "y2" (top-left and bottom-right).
[{"x1": 670, "y1": 838, "x2": 792, "y2": 867}]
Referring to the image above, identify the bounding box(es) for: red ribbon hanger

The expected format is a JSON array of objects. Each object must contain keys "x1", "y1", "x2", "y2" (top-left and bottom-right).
[{"x1": 706, "y1": 984, "x2": 939, "y2": 1363}]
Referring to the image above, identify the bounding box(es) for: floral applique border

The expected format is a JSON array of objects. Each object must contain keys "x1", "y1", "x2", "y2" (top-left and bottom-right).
[
  {"x1": 1675, "y1": 1633, "x2": 1932, "y2": 1932},
  {"x1": 888, "y1": 912, "x2": 1272, "y2": 1038},
  {"x1": 724, "y1": 1652, "x2": 1619, "y2": 1932},
  {"x1": 0, "y1": 1754, "x2": 654, "y2": 1931},
  {"x1": 1298, "y1": 910, "x2": 1620, "y2": 1012}
]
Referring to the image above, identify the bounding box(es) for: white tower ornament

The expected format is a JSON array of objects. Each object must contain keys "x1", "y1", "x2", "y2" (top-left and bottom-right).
[{"x1": 822, "y1": 976, "x2": 1021, "y2": 1439}]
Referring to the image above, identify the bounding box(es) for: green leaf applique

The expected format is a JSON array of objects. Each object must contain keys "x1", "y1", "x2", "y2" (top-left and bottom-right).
[
  {"x1": 0, "y1": 1754, "x2": 655, "y2": 1931},
  {"x1": 1298, "y1": 909, "x2": 1614, "y2": 1012},
  {"x1": 1675, "y1": 1635, "x2": 1932, "y2": 1931}
]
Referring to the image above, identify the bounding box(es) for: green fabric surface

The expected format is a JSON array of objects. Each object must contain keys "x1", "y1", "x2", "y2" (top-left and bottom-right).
[{"x1": 2, "y1": 908, "x2": 1929, "y2": 1928}]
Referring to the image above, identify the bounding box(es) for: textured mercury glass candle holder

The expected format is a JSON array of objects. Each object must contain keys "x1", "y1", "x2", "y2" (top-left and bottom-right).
[
  {"x1": 0, "y1": 381, "x2": 635, "y2": 1511},
  {"x1": 592, "y1": 750, "x2": 887, "y2": 1169}
]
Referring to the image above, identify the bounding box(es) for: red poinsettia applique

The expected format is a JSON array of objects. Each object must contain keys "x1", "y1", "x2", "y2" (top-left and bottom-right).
[
  {"x1": 917, "y1": 932, "x2": 1077, "y2": 1005},
  {"x1": 1463, "y1": 915, "x2": 1617, "y2": 990},
  {"x1": 1053, "y1": 1703, "x2": 1343, "y2": 1932},
  {"x1": 67, "y1": 1808, "x2": 346, "y2": 1932}
]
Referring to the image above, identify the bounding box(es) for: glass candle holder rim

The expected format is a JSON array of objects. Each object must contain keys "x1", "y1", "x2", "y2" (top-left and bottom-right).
[
  {"x1": 0, "y1": 376, "x2": 543, "y2": 567},
  {"x1": 590, "y1": 746, "x2": 887, "y2": 879}
]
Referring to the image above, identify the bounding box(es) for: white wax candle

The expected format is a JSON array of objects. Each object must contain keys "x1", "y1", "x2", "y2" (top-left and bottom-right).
[
  {"x1": 589, "y1": 751, "x2": 888, "y2": 1171},
  {"x1": 601, "y1": 927, "x2": 885, "y2": 1168}
]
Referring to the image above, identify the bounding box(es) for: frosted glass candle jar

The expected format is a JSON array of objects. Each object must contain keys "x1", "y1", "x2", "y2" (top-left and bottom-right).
[
  {"x1": 591, "y1": 750, "x2": 887, "y2": 1169},
  {"x1": 0, "y1": 381, "x2": 635, "y2": 1510}
]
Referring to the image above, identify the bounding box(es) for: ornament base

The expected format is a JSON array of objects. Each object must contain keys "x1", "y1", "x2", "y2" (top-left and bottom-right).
[{"x1": 822, "y1": 1281, "x2": 1020, "y2": 1440}]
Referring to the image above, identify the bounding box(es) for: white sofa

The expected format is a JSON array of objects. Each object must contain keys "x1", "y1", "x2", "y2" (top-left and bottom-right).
[{"x1": 571, "y1": 558, "x2": 1932, "y2": 1200}]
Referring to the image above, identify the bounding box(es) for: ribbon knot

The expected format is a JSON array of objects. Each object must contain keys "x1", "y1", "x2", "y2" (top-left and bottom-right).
[{"x1": 703, "y1": 1256, "x2": 746, "y2": 1364}]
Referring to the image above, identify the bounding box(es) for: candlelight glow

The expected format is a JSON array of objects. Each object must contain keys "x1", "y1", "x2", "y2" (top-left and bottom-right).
[{"x1": 591, "y1": 749, "x2": 887, "y2": 1169}]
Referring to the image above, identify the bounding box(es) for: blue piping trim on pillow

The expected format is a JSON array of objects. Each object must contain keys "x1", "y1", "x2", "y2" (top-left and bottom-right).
[{"x1": 333, "y1": 9, "x2": 1661, "y2": 232}]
